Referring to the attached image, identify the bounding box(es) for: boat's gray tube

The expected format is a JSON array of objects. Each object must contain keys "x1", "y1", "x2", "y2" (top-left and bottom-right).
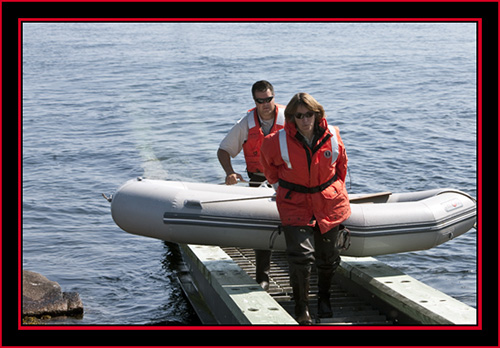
[{"x1": 110, "y1": 178, "x2": 476, "y2": 257}]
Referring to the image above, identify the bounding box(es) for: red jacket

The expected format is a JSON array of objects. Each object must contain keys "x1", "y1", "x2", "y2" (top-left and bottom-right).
[
  {"x1": 260, "y1": 118, "x2": 351, "y2": 233},
  {"x1": 242, "y1": 105, "x2": 285, "y2": 173}
]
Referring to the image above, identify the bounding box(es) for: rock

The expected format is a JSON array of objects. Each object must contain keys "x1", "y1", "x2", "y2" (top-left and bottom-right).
[{"x1": 22, "y1": 270, "x2": 83, "y2": 318}]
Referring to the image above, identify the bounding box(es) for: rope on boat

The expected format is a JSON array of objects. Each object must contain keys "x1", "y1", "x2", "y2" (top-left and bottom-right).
[{"x1": 102, "y1": 193, "x2": 112, "y2": 203}]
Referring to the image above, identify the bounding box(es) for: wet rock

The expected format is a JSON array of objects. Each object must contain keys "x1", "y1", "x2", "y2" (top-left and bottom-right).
[{"x1": 22, "y1": 270, "x2": 83, "y2": 318}]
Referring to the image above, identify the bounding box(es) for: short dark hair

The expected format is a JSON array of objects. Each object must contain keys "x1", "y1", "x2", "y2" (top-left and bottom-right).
[{"x1": 251, "y1": 80, "x2": 274, "y2": 99}]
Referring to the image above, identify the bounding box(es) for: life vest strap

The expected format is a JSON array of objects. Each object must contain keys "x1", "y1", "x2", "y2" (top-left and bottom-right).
[{"x1": 278, "y1": 174, "x2": 337, "y2": 195}]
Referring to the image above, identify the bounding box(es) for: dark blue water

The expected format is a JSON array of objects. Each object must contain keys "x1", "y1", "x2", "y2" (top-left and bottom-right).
[{"x1": 22, "y1": 22, "x2": 477, "y2": 324}]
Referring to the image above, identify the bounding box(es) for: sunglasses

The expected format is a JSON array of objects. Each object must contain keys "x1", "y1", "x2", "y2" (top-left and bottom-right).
[
  {"x1": 254, "y1": 96, "x2": 274, "y2": 104},
  {"x1": 294, "y1": 111, "x2": 316, "y2": 119}
]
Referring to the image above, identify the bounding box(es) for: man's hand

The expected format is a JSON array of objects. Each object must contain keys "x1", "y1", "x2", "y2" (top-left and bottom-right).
[{"x1": 225, "y1": 173, "x2": 245, "y2": 185}]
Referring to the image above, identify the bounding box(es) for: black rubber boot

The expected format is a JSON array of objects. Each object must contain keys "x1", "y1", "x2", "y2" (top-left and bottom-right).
[
  {"x1": 255, "y1": 249, "x2": 271, "y2": 291},
  {"x1": 314, "y1": 225, "x2": 341, "y2": 319},
  {"x1": 317, "y1": 268, "x2": 333, "y2": 318},
  {"x1": 290, "y1": 262, "x2": 312, "y2": 325},
  {"x1": 283, "y1": 226, "x2": 315, "y2": 325}
]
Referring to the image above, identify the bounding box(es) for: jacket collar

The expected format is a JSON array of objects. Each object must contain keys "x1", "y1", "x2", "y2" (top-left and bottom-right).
[{"x1": 284, "y1": 117, "x2": 330, "y2": 138}]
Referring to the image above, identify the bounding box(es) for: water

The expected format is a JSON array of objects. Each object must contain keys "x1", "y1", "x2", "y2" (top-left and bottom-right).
[{"x1": 22, "y1": 22, "x2": 477, "y2": 325}]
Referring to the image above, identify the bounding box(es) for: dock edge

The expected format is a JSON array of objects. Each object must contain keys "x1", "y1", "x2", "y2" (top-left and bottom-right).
[
  {"x1": 178, "y1": 243, "x2": 297, "y2": 325},
  {"x1": 336, "y1": 256, "x2": 477, "y2": 325}
]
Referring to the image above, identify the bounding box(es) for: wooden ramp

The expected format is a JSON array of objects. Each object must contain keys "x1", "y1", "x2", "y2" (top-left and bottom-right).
[{"x1": 222, "y1": 247, "x2": 392, "y2": 325}]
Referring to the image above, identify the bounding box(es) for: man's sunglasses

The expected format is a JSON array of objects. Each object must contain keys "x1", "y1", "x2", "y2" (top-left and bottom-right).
[
  {"x1": 254, "y1": 96, "x2": 274, "y2": 104},
  {"x1": 294, "y1": 111, "x2": 316, "y2": 119}
]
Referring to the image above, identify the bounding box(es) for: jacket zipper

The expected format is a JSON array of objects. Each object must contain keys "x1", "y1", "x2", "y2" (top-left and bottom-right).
[{"x1": 298, "y1": 132, "x2": 332, "y2": 174}]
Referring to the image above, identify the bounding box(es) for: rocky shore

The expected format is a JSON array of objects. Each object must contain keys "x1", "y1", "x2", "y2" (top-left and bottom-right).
[{"x1": 22, "y1": 270, "x2": 84, "y2": 323}]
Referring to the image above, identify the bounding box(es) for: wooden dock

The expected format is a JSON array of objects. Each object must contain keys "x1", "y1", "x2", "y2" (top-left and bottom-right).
[{"x1": 176, "y1": 243, "x2": 476, "y2": 326}]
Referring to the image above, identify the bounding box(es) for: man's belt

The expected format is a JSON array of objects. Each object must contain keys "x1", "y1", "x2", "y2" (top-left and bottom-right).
[{"x1": 278, "y1": 174, "x2": 337, "y2": 194}]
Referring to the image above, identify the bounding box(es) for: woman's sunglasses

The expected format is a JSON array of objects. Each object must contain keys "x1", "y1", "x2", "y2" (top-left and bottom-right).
[{"x1": 294, "y1": 111, "x2": 316, "y2": 119}]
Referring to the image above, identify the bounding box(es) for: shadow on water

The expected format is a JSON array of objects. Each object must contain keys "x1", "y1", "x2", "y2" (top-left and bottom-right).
[{"x1": 147, "y1": 242, "x2": 201, "y2": 326}]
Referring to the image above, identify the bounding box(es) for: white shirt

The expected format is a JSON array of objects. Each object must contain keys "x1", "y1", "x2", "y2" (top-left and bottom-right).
[{"x1": 219, "y1": 113, "x2": 275, "y2": 158}]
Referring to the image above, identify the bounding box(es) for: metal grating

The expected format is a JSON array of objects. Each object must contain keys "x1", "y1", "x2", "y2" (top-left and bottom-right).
[{"x1": 223, "y1": 247, "x2": 393, "y2": 325}]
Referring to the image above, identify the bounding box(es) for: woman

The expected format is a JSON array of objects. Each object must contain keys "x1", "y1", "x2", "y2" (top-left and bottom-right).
[{"x1": 260, "y1": 93, "x2": 351, "y2": 324}]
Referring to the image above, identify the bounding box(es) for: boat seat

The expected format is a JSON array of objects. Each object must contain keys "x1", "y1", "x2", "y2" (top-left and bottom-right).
[{"x1": 349, "y1": 191, "x2": 392, "y2": 204}]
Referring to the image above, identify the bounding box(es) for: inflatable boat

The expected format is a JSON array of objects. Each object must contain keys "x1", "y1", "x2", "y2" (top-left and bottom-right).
[{"x1": 109, "y1": 178, "x2": 476, "y2": 257}]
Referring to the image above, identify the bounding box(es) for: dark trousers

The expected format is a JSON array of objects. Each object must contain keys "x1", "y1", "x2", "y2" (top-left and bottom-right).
[
  {"x1": 283, "y1": 225, "x2": 341, "y2": 320},
  {"x1": 248, "y1": 171, "x2": 272, "y2": 287},
  {"x1": 283, "y1": 225, "x2": 341, "y2": 275}
]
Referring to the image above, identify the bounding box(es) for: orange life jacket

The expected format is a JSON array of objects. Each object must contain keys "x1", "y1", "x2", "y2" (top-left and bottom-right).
[
  {"x1": 242, "y1": 105, "x2": 285, "y2": 173},
  {"x1": 260, "y1": 118, "x2": 351, "y2": 233}
]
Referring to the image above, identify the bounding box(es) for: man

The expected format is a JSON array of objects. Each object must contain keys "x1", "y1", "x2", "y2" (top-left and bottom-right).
[{"x1": 217, "y1": 80, "x2": 285, "y2": 290}]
